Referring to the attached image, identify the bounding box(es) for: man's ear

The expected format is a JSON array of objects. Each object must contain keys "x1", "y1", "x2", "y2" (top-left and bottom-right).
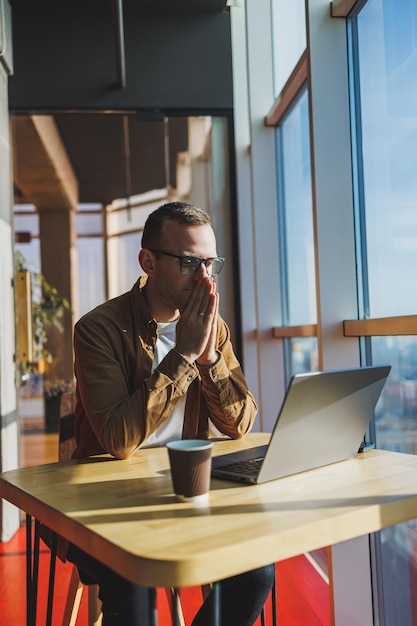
[{"x1": 139, "y1": 249, "x2": 156, "y2": 276}]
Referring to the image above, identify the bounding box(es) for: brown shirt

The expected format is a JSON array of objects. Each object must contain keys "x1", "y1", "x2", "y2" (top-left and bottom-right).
[{"x1": 73, "y1": 276, "x2": 258, "y2": 459}]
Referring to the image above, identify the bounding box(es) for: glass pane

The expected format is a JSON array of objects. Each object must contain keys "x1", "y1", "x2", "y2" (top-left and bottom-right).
[
  {"x1": 14, "y1": 203, "x2": 37, "y2": 213},
  {"x1": 288, "y1": 337, "x2": 319, "y2": 377},
  {"x1": 372, "y1": 335, "x2": 417, "y2": 454},
  {"x1": 370, "y1": 335, "x2": 417, "y2": 625},
  {"x1": 78, "y1": 203, "x2": 102, "y2": 212},
  {"x1": 13, "y1": 210, "x2": 41, "y2": 272},
  {"x1": 355, "y1": 0, "x2": 417, "y2": 317},
  {"x1": 14, "y1": 240, "x2": 41, "y2": 275},
  {"x1": 107, "y1": 200, "x2": 161, "y2": 237},
  {"x1": 107, "y1": 232, "x2": 143, "y2": 298},
  {"x1": 14, "y1": 212, "x2": 39, "y2": 238},
  {"x1": 271, "y1": 0, "x2": 307, "y2": 96},
  {"x1": 377, "y1": 521, "x2": 417, "y2": 625},
  {"x1": 76, "y1": 212, "x2": 102, "y2": 236},
  {"x1": 279, "y1": 89, "x2": 316, "y2": 326},
  {"x1": 76, "y1": 237, "x2": 105, "y2": 319}
]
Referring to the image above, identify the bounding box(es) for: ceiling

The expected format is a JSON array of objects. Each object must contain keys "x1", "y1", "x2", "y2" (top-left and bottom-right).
[
  {"x1": 9, "y1": 0, "x2": 228, "y2": 12},
  {"x1": 10, "y1": 0, "x2": 229, "y2": 209},
  {"x1": 13, "y1": 112, "x2": 190, "y2": 207}
]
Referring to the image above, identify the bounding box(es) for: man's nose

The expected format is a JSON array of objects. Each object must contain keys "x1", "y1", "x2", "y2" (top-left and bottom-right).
[{"x1": 194, "y1": 262, "x2": 209, "y2": 279}]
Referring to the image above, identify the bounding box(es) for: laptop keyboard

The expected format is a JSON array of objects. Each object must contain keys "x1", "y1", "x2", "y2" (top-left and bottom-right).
[{"x1": 218, "y1": 457, "x2": 264, "y2": 476}]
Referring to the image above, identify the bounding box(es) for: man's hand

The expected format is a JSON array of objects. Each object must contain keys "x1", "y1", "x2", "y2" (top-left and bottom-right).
[
  {"x1": 196, "y1": 292, "x2": 218, "y2": 365},
  {"x1": 175, "y1": 273, "x2": 218, "y2": 365}
]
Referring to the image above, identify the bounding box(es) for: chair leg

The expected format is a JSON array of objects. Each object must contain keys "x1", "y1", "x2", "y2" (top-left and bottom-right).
[
  {"x1": 62, "y1": 567, "x2": 102, "y2": 626},
  {"x1": 62, "y1": 566, "x2": 84, "y2": 626},
  {"x1": 88, "y1": 584, "x2": 103, "y2": 626},
  {"x1": 201, "y1": 584, "x2": 212, "y2": 601},
  {"x1": 165, "y1": 588, "x2": 186, "y2": 626}
]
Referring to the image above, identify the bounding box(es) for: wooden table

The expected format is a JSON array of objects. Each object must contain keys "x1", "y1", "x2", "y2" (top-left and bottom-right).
[{"x1": 2, "y1": 433, "x2": 417, "y2": 619}]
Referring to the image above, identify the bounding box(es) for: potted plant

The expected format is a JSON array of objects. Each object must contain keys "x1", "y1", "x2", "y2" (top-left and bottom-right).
[
  {"x1": 15, "y1": 252, "x2": 74, "y2": 432},
  {"x1": 15, "y1": 252, "x2": 72, "y2": 375}
]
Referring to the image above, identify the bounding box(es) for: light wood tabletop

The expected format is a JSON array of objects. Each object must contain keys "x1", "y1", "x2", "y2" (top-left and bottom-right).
[{"x1": 1, "y1": 433, "x2": 417, "y2": 589}]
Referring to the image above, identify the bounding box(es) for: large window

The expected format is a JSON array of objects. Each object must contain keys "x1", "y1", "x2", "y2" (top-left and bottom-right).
[
  {"x1": 353, "y1": 0, "x2": 417, "y2": 319},
  {"x1": 349, "y1": 0, "x2": 417, "y2": 623},
  {"x1": 350, "y1": 0, "x2": 417, "y2": 454}
]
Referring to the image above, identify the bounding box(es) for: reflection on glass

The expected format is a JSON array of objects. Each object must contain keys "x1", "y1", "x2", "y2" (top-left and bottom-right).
[{"x1": 288, "y1": 337, "x2": 318, "y2": 377}]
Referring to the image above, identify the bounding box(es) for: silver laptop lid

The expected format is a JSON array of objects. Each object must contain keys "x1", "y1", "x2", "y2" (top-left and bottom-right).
[{"x1": 257, "y1": 364, "x2": 391, "y2": 483}]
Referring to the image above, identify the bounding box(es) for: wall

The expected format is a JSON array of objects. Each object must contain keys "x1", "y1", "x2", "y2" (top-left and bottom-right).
[
  {"x1": 230, "y1": 0, "x2": 284, "y2": 432},
  {"x1": 0, "y1": 0, "x2": 20, "y2": 541}
]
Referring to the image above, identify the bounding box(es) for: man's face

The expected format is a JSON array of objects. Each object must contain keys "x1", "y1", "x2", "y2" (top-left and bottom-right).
[{"x1": 150, "y1": 220, "x2": 218, "y2": 313}]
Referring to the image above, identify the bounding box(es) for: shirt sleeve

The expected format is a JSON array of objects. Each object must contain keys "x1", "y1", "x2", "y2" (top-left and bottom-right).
[
  {"x1": 73, "y1": 313, "x2": 199, "y2": 459},
  {"x1": 196, "y1": 317, "x2": 258, "y2": 438}
]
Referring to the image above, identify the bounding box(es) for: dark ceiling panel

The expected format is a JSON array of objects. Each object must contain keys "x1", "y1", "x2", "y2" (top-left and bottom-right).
[
  {"x1": 53, "y1": 113, "x2": 188, "y2": 205},
  {"x1": 9, "y1": 0, "x2": 228, "y2": 14}
]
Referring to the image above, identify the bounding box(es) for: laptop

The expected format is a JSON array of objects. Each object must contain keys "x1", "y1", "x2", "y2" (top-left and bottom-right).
[{"x1": 211, "y1": 364, "x2": 391, "y2": 485}]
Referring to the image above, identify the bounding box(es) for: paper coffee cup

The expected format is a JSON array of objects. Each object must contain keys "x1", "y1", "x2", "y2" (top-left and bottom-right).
[{"x1": 166, "y1": 439, "x2": 213, "y2": 503}]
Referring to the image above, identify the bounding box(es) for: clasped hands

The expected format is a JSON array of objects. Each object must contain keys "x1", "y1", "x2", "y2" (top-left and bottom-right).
[{"x1": 175, "y1": 274, "x2": 218, "y2": 366}]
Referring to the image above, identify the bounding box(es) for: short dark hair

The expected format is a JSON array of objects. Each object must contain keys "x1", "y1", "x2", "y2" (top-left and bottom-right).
[{"x1": 141, "y1": 202, "x2": 212, "y2": 249}]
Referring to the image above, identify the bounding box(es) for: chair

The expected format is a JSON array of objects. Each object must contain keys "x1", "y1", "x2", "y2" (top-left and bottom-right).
[
  {"x1": 58, "y1": 392, "x2": 103, "y2": 626},
  {"x1": 58, "y1": 392, "x2": 186, "y2": 626}
]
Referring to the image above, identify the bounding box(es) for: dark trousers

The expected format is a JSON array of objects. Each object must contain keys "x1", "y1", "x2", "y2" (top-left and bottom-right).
[{"x1": 67, "y1": 543, "x2": 275, "y2": 626}]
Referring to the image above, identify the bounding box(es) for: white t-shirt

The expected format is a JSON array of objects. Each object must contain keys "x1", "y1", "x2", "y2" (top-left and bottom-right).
[{"x1": 142, "y1": 320, "x2": 186, "y2": 448}]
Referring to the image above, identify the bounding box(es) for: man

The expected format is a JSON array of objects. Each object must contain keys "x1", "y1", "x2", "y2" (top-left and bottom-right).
[{"x1": 68, "y1": 202, "x2": 274, "y2": 625}]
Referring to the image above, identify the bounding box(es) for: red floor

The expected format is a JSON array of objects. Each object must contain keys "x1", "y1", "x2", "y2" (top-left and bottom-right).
[{"x1": 0, "y1": 525, "x2": 331, "y2": 625}]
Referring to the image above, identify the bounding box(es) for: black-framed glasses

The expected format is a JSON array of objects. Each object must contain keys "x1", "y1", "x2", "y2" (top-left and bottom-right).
[{"x1": 149, "y1": 249, "x2": 225, "y2": 275}]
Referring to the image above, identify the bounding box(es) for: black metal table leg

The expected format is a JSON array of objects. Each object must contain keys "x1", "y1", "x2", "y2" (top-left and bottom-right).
[
  {"x1": 211, "y1": 581, "x2": 221, "y2": 626},
  {"x1": 45, "y1": 532, "x2": 57, "y2": 626},
  {"x1": 271, "y1": 572, "x2": 277, "y2": 625},
  {"x1": 261, "y1": 568, "x2": 278, "y2": 626},
  {"x1": 26, "y1": 515, "x2": 32, "y2": 626},
  {"x1": 148, "y1": 587, "x2": 158, "y2": 626},
  {"x1": 29, "y1": 519, "x2": 41, "y2": 626}
]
